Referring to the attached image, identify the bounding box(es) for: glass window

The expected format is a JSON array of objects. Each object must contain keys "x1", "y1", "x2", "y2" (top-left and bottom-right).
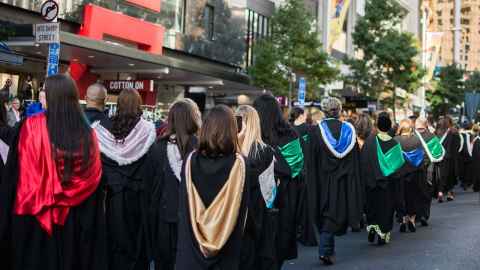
[{"x1": 203, "y1": 4, "x2": 214, "y2": 40}]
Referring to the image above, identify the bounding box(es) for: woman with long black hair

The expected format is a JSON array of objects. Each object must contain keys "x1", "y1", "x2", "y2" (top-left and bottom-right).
[
  {"x1": 176, "y1": 105, "x2": 250, "y2": 270},
  {"x1": 0, "y1": 74, "x2": 105, "y2": 270},
  {"x1": 253, "y1": 94, "x2": 304, "y2": 269},
  {"x1": 93, "y1": 89, "x2": 157, "y2": 270},
  {"x1": 148, "y1": 100, "x2": 200, "y2": 270}
]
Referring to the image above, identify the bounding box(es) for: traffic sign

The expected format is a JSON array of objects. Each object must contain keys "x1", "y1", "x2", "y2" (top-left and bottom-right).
[
  {"x1": 298, "y1": 77, "x2": 306, "y2": 107},
  {"x1": 41, "y1": 0, "x2": 59, "y2": 22},
  {"x1": 35, "y1": 23, "x2": 60, "y2": 44},
  {"x1": 47, "y1": 43, "x2": 60, "y2": 76}
]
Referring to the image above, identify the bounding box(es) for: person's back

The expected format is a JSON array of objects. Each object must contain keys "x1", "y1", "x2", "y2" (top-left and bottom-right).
[
  {"x1": 0, "y1": 74, "x2": 106, "y2": 270},
  {"x1": 176, "y1": 105, "x2": 249, "y2": 270},
  {"x1": 92, "y1": 89, "x2": 156, "y2": 270},
  {"x1": 84, "y1": 83, "x2": 109, "y2": 124}
]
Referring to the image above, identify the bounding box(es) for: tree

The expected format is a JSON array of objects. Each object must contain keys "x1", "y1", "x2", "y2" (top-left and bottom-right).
[
  {"x1": 465, "y1": 70, "x2": 480, "y2": 92},
  {"x1": 345, "y1": 0, "x2": 424, "y2": 117},
  {"x1": 248, "y1": 0, "x2": 337, "y2": 99},
  {"x1": 427, "y1": 64, "x2": 464, "y2": 118}
]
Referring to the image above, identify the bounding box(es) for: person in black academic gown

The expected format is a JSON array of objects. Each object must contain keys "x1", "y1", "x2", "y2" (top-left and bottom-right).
[
  {"x1": 289, "y1": 106, "x2": 317, "y2": 246},
  {"x1": 254, "y1": 95, "x2": 304, "y2": 269},
  {"x1": 306, "y1": 97, "x2": 363, "y2": 265},
  {"x1": 362, "y1": 112, "x2": 405, "y2": 245},
  {"x1": 465, "y1": 124, "x2": 480, "y2": 192},
  {"x1": 395, "y1": 120, "x2": 425, "y2": 233},
  {"x1": 435, "y1": 116, "x2": 461, "y2": 202},
  {"x1": 93, "y1": 89, "x2": 157, "y2": 270},
  {"x1": 147, "y1": 100, "x2": 200, "y2": 270},
  {"x1": 236, "y1": 105, "x2": 277, "y2": 270},
  {"x1": 176, "y1": 105, "x2": 250, "y2": 270},
  {"x1": 0, "y1": 74, "x2": 106, "y2": 270}
]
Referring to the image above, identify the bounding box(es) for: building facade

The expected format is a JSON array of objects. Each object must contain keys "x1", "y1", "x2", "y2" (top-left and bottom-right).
[
  {"x1": 428, "y1": 0, "x2": 480, "y2": 71},
  {"x1": 0, "y1": 0, "x2": 275, "y2": 117}
]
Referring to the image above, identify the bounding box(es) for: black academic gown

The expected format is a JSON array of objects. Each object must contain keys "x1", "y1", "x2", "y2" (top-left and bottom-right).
[
  {"x1": 272, "y1": 132, "x2": 303, "y2": 264},
  {"x1": 98, "y1": 119, "x2": 155, "y2": 270},
  {"x1": 471, "y1": 138, "x2": 480, "y2": 192},
  {"x1": 240, "y1": 144, "x2": 277, "y2": 270},
  {"x1": 306, "y1": 119, "x2": 363, "y2": 235},
  {"x1": 438, "y1": 130, "x2": 460, "y2": 193},
  {"x1": 0, "y1": 122, "x2": 107, "y2": 270},
  {"x1": 462, "y1": 132, "x2": 477, "y2": 189},
  {"x1": 415, "y1": 130, "x2": 438, "y2": 220},
  {"x1": 147, "y1": 137, "x2": 197, "y2": 270},
  {"x1": 292, "y1": 124, "x2": 317, "y2": 246},
  {"x1": 176, "y1": 152, "x2": 250, "y2": 270},
  {"x1": 394, "y1": 135, "x2": 425, "y2": 217},
  {"x1": 362, "y1": 135, "x2": 403, "y2": 235},
  {"x1": 457, "y1": 132, "x2": 468, "y2": 187}
]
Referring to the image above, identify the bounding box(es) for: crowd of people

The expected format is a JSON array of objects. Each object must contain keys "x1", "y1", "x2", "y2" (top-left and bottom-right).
[{"x1": 0, "y1": 74, "x2": 477, "y2": 270}]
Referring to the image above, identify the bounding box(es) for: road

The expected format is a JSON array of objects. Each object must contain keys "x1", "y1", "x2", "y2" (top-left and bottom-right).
[{"x1": 284, "y1": 190, "x2": 480, "y2": 270}]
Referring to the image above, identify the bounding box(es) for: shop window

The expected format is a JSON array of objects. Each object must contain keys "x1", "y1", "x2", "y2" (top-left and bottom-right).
[{"x1": 203, "y1": 5, "x2": 215, "y2": 40}]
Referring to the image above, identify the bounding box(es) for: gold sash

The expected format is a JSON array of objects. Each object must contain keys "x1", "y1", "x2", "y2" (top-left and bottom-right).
[{"x1": 185, "y1": 153, "x2": 246, "y2": 258}]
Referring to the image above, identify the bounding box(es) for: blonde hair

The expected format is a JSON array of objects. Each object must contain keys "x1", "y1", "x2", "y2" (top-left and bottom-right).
[
  {"x1": 236, "y1": 105, "x2": 266, "y2": 157},
  {"x1": 397, "y1": 119, "x2": 412, "y2": 136}
]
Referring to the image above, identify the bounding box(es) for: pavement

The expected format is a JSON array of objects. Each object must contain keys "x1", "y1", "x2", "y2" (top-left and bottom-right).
[{"x1": 284, "y1": 190, "x2": 480, "y2": 270}]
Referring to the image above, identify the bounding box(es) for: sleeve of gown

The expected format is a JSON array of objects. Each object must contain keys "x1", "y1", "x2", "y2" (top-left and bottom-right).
[
  {"x1": 0, "y1": 126, "x2": 21, "y2": 267},
  {"x1": 347, "y1": 144, "x2": 364, "y2": 229},
  {"x1": 304, "y1": 127, "x2": 320, "y2": 222}
]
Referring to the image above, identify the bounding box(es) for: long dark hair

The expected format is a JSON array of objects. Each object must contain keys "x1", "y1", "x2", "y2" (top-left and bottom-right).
[
  {"x1": 162, "y1": 100, "x2": 200, "y2": 159},
  {"x1": 198, "y1": 105, "x2": 239, "y2": 157},
  {"x1": 253, "y1": 94, "x2": 296, "y2": 146},
  {"x1": 111, "y1": 89, "x2": 143, "y2": 141},
  {"x1": 44, "y1": 74, "x2": 92, "y2": 182},
  {"x1": 289, "y1": 106, "x2": 304, "y2": 124}
]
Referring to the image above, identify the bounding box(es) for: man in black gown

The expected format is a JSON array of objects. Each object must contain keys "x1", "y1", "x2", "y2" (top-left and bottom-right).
[{"x1": 306, "y1": 97, "x2": 363, "y2": 265}]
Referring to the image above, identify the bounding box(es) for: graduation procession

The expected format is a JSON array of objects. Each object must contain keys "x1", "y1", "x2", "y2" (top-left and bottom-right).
[{"x1": 0, "y1": 75, "x2": 480, "y2": 270}]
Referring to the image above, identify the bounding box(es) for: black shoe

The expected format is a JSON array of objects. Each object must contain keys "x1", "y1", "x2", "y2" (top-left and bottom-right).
[
  {"x1": 399, "y1": 223, "x2": 407, "y2": 233},
  {"x1": 408, "y1": 221, "x2": 416, "y2": 233},
  {"x1": 447, "y1": 196, "x2": 454, "y2": 202},
  {"x1": 420, "y1": 217, "x2": 429, "y2": 227},
  {"x1": 319, "y1": 256, "x2": 335, "y2": 266},
  {"x1": 377, "y1": 237, "x2": 386, "y2": 246},
  {"x1": 368, "y1": 228, "x2": 376, "y2": 243}
]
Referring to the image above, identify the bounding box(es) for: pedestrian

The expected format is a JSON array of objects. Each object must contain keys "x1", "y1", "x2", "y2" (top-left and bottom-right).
[
  {"x1": 7, "y1": 97, "x2": 21, "y2": 127},
  {"x1": 435, "y1": 116, "x2": 461, "y2": 202},
  {"x1": 175, "y1": 105, "x2": 250, "y2": 270},
  {"x1": 470, "y1": 124, "x2": 480, "y2": 192},
  {"x1": 0, "y1": 78, "x2": 12, "y2": 97},
  {"x1": 0, "y1": 92, "x2": 15, "y2": 177},
  {"x1": 92, "y1": 89, "x2": 157, "y2": 270},
  {"x1": 254, "y1": 94, "x2": 304, "y2": 269},
  {"x1": 148, "y1": 100, "x2": 200, "y2": 270},
  {"x1": 236, "y1": 105, "x2": 277, "y2": 269},
  {"x1": 355, "y1": 112, "x2": 374, "y2": 150},
  {"x1": 462, "y1": 123, "x2": 480, "y2": 192},
  {"x1": 0, "y1": 74, "x2": 105, "y2": 270},
  {"x1": 84, "y1": 83, "x2": 109, "y2": 124},
  {"x1": 289, "y1": 106, "x2": 317, "y2": 246},
  {"x1": 305, "y1": 97, "x2": 363, "y2": 265},
  {"x1": 362, "y1": 112, "x2": 405, "y2": 245},
  {"x1": 414, "y1": 118, "x2": 445, "y2": 226},
  {"x1": 395, "y1": 119, "x2": 424, "y2": 233}
]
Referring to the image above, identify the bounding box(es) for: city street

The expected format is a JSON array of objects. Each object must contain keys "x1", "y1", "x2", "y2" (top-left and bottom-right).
[{"x1": 285, "y1": 191, "x2": 480, "y2": 270}]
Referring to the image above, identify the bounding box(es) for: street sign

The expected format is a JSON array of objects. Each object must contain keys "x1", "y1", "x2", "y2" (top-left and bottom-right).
[
  {"x1": 41, "y1": 0, "x2": 59, "y2": 22},
  {"x1": 35, "y1": 23, "x2": 60, "y2": 44},
  {"x1": 298, "y1": 77, "x2": 306, "y2": 107},
  {"x1": 47, "y1": 43, "x2": 60, "y2": 76}
]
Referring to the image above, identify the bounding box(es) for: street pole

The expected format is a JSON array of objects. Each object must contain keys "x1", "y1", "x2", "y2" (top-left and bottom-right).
[
  {"x1": 454, "y1": 0, "x2": 461, "y2": 66},
  {"x1": 420, "y1": 6, "x2": 428, "y2": 118}
]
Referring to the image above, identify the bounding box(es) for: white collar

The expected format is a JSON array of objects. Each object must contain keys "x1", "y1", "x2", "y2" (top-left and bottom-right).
[
  {"x1": 465, "y1": 132, "x2": 479, "y2": 157},
  {"x1": 458, "y1": 132, "x2": 464, "y2": 153},
  {"x1": 440, "y1": 129, "x2": 449, "y2": 144},
  {"x1": 318, "y1": 120, "x2": 357, "y2": 159},
  {"x1": 415, "y1": 130, "x2": 445, "y2": 163},
  {"x1": 92, "y1": 119, "x2": 156, "y2": 165}
]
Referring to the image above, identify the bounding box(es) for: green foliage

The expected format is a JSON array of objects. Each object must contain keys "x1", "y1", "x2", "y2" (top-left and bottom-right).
[
  {"x1": 345, "y1": 0, "x2": 424, "y2": 108},
  {"x1": 248, "y1": 0, "x2": 337, "y2": 99},
  {"x1": 465, "y1": 70, "x2": 480, "y2": 92},
  {"x1": 427, "y1": 64, "x2": 464, "y2": 118}
]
